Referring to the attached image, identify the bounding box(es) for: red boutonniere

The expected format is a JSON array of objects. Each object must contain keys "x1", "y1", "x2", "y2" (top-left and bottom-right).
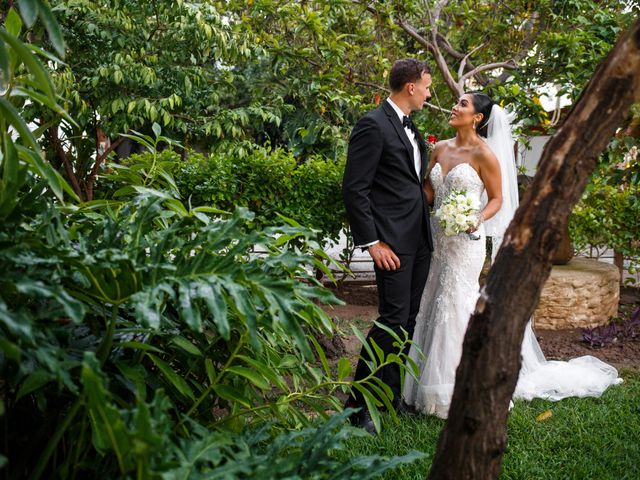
[{"x1": 426, "y1": 134, "x2": 437, "y2": 151}]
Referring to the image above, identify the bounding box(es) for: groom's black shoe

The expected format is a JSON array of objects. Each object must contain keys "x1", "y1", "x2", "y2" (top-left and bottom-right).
[
  {"x1": 396, "y1": 400, "x2": 420, "y2": 417},
  {"x1": 347, "y1": 406, "x2": 378, "y2": 435}
]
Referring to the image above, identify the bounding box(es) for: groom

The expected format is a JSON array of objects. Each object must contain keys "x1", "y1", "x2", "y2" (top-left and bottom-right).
[{"x1": 342, "y1": 59, "x2": 434, "y2": 433}]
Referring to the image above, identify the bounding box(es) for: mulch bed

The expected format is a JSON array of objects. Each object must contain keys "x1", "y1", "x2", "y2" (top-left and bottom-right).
[{"x1": 325, "y1": 284, "x2": 640, "y2": 371}]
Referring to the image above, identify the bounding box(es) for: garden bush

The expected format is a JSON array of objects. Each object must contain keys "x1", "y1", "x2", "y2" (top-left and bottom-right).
[
  {"x1": 569, "y1": 177, "x2": 640, "y2": 280},
  {"x1": 108, "y1": 145, "x2": 347, "y2": 245}
]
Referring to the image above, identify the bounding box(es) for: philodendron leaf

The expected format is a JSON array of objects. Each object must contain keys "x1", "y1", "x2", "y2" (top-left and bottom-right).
[
  {"x1": 81, "y1": 353, "x2": 132, "y2": 471},
  {"x1": 15, "y1": 280, "x2": 86, "y2": 323}
]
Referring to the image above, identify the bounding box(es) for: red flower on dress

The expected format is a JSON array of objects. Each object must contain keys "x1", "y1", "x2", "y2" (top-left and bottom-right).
[{"x1": 427, "y1": 134, "x2": 437, "y2": 144}]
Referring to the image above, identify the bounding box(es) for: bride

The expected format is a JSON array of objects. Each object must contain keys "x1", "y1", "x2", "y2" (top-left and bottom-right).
[{"x1": 403, "y1": 91, "x2": 623, "y2": 419}]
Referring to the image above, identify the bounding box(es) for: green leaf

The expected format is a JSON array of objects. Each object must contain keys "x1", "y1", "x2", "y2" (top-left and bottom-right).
[
  {"x1": 0, "y1": 96, "x2": 40, "y2": 151},
  {"x1": 178, "y1": 280, "x2": 202, "y2": 332},
  {"x1": 147, "y1": 353, "x2": 195, "y2": 400},
  {"x1": 205, "y1": 358, "x2": 216, "y2": 383},
  {"x1": 213, "y1": 384, "x2": 252, "y2": 408},
  {"x1": 5, "y1": 8, "x2": 23, "y2": 37},
  {"x1": 201, "y1": 279, "x2": 230, "y2": 339},
  {"x1": 17, "y1": 0, "x2": 38, "y2": 27},
  {"x1": 0, "y1": 337, "x2": 21, "y2": 360},
  {"x1": 0, "y1": 40, "x2": 9, "y2": 89},
  {"x1": 81, "y1": 353, "x2": 131, "y2": 471},
  {"x1": 16, "y1": 370, "x2": 52, "y2": 399},
  {"x1": 152, "y1": 122, "x2": 161, "y2": 138},
  {"x1": 352, "y1": 383, "x2": 382, "y2": 433},
  {"x1": 118, "y1": 341, "x2": 164, "y2": 354},
  {"x1": 226, "y1": 365, "x2": 270, "y2": 390},
  {"x1": 310, "y1": 336, "x2": 331, "y2": 377},
  {"x1": 171, "y1": 335, "x2": 202, "y2": 356},
  {"x1": 337, "y1": 357, "x2": 352, "y2": 381},
  {"x1": 36, "y1": 0, "x2": 65, "y2": 58},
  {"x1": 11, "y1": 86, "x2": 76, "y2": 124},
  {"x1": 237, "y1": 354, "x2": 286, "y2": 390},
  {"x1": 0, "y1": 28, "x2": 55, "y2": 99},
  {"x1": 15, "y1": 280, "x2": 85, "y2": 323},
  {"x1": 0, "y1": 138, "x2": 22, "y2": 218}
]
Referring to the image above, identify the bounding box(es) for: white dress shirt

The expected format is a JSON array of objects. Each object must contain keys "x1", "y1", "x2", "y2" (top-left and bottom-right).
[
  {"x1": 355, "y1": 98, "x2": 422, "y2": 250},
  {"x1": 386, "y1": 98, "x2": 422, "y2": 178}
]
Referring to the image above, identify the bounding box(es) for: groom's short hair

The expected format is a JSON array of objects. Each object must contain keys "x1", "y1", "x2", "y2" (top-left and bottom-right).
[{"x1": 389, "y1": 59, "x2": 431, "y2": 92}]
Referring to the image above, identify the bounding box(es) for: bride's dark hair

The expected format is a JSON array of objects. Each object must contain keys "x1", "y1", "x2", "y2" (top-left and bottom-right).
[{"x1": 468, "y1": 91, "x2": 494, "y2": 138}]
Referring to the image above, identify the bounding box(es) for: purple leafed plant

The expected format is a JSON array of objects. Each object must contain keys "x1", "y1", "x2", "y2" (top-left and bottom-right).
[{"x1": 582, "y1": 305, "x2": 640, "y2": 348}]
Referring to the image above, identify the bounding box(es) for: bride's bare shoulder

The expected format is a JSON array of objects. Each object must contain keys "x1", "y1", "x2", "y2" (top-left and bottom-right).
[
  {"x1": 433, "y1": 138, "x2": 454, "y2": 154},
  {"x1": 475, "y1": 141, "x2": 499, "y2": 165}
]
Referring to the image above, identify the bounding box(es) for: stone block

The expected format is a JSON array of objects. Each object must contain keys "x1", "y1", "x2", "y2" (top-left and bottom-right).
[{"x1": 534, "y1": 257, "x2": 620, "y2": 330}]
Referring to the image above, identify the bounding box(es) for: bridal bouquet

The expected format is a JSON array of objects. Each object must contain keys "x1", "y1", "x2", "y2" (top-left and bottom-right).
[{"x1": 435, "y1": 190, "x2": 481, "y2": 239}]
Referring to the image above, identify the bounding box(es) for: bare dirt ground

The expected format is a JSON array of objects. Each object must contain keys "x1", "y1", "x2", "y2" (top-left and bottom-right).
[{"x1": 322, "y1": 284, "x2": 640, "y2": 372}]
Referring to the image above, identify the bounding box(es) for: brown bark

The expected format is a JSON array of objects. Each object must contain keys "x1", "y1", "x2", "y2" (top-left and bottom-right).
[
  {"x1": 614, "y1": 250, "x2": 624, "y2": 280},
  {"x1": 50, "y1": 125, "x2": 84, "y2": 201},
  {"x1": 427, "y1": 20, "x2": 640, "y2": 480},
  {"x1": 85, "y1": 135, "x2": 124, "y2": 201}
]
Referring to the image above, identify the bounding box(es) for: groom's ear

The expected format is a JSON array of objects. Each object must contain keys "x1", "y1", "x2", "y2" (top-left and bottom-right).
[{"x1": 406, "y1": 82, "x2": 415, "y2": 96}]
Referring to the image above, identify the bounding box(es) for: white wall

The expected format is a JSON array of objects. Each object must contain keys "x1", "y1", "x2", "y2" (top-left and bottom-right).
[{"x1": 518, "y1": 135, "x2": 551, "y2": 176}]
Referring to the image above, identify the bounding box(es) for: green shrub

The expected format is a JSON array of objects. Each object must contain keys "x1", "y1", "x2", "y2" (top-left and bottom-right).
[
  {"x1": 569, "y1": 177, "x2": 640, "y2": 280},
  {"x1": 109, "y1": 146, "x2": 347, "y2": 245}
]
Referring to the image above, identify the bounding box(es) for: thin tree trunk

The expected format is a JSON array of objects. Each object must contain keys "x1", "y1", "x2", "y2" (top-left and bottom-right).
[
  {"x1": 614, "y1": 250, "x2": 624, "y2": 280},
  {"x1": 85, "y1": 136, "x2": 124, "y2": 201},
  {"x1": 50, "y1": 125, "x2": 84, "y2": 201},
  {"x1": 427, "y1": 20, "x2": 640, "y2": 480}
]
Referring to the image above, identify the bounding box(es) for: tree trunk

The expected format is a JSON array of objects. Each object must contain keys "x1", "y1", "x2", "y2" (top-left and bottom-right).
[
  {"x1": 614, "y1": 250, "x2": 624, "y2": 280},
  {"x1": 50, "y1": 125, "x2": 84, "y2": 201},
  {"x1": 427, "y1": 20, "x2": 640, "y2": 480}
]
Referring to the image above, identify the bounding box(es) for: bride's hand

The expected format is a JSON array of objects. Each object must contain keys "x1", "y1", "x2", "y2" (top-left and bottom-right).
[{"x1": 466, "y1": 212, "x2": 484, "y2": 234}]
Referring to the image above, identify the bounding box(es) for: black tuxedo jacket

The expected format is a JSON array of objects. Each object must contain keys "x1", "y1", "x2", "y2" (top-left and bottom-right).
[{"x1": 342, "y1": 100, "x2": 434, "y2": 254}]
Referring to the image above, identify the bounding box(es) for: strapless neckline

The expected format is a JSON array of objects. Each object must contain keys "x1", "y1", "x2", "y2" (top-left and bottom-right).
[{"x1": 434, "y1": 162, "x2": 480, "y2": 182}]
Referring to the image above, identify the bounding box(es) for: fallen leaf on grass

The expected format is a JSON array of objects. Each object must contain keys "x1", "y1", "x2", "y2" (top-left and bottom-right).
[{"x1": 536, "y1": 410, "x2": 553, "y2": 422}]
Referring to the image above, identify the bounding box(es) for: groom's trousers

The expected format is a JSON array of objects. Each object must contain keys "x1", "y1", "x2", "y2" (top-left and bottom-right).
[{"x1": 347, "y1": 222, "x2": 431, "y2": 409}]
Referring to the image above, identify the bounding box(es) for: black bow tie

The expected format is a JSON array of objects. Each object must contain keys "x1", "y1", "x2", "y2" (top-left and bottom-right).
[{"x1": 403, "y1": 115, "x2": 418, "y2": 134}]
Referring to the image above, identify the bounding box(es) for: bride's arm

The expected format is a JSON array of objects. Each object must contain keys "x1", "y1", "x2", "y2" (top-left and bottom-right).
[
  {"x1": 475, "y1": 147, "x2": 503, "y2": 227},
  {"x1": 423, "y1": 142, "x2": 444, "y2": 205}
]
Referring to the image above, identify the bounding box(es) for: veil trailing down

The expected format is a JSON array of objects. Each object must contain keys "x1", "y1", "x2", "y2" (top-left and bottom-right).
[
  {"x1": 403, "y1": 99, "x2": 622, "y2": 419},
  {"x1": 484, "y1": 104, "x2": 622, "y2": 403}
]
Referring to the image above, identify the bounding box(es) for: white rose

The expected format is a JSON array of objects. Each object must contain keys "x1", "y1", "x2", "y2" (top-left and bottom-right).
[
  {"x1": 443, "y1": 204, "x2": 455, "y2": 216},
  {"x1": 456, "y1": 203, "x2": 470, "y2": 215},
  {"x1": 455, "y1": 194, "x2": 466, "y2": 203},
  {"x1": 455, "y1": 213, "x2": 468, "y2": 227}
]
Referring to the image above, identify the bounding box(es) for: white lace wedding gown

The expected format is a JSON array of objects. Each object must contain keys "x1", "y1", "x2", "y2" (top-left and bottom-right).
[{"x1": 403, "y1": 162, "x2": 623, "y2": 418}]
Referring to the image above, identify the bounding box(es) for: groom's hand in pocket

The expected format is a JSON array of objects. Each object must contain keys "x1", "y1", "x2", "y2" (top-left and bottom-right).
[{"x1": 368, "y1": 242, "x2": 401, "y2": 271}]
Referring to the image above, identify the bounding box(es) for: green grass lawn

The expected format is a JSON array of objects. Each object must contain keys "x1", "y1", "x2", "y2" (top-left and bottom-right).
[{"x1": 340, "y1": 370, "x2": 640, "y2": 480}]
